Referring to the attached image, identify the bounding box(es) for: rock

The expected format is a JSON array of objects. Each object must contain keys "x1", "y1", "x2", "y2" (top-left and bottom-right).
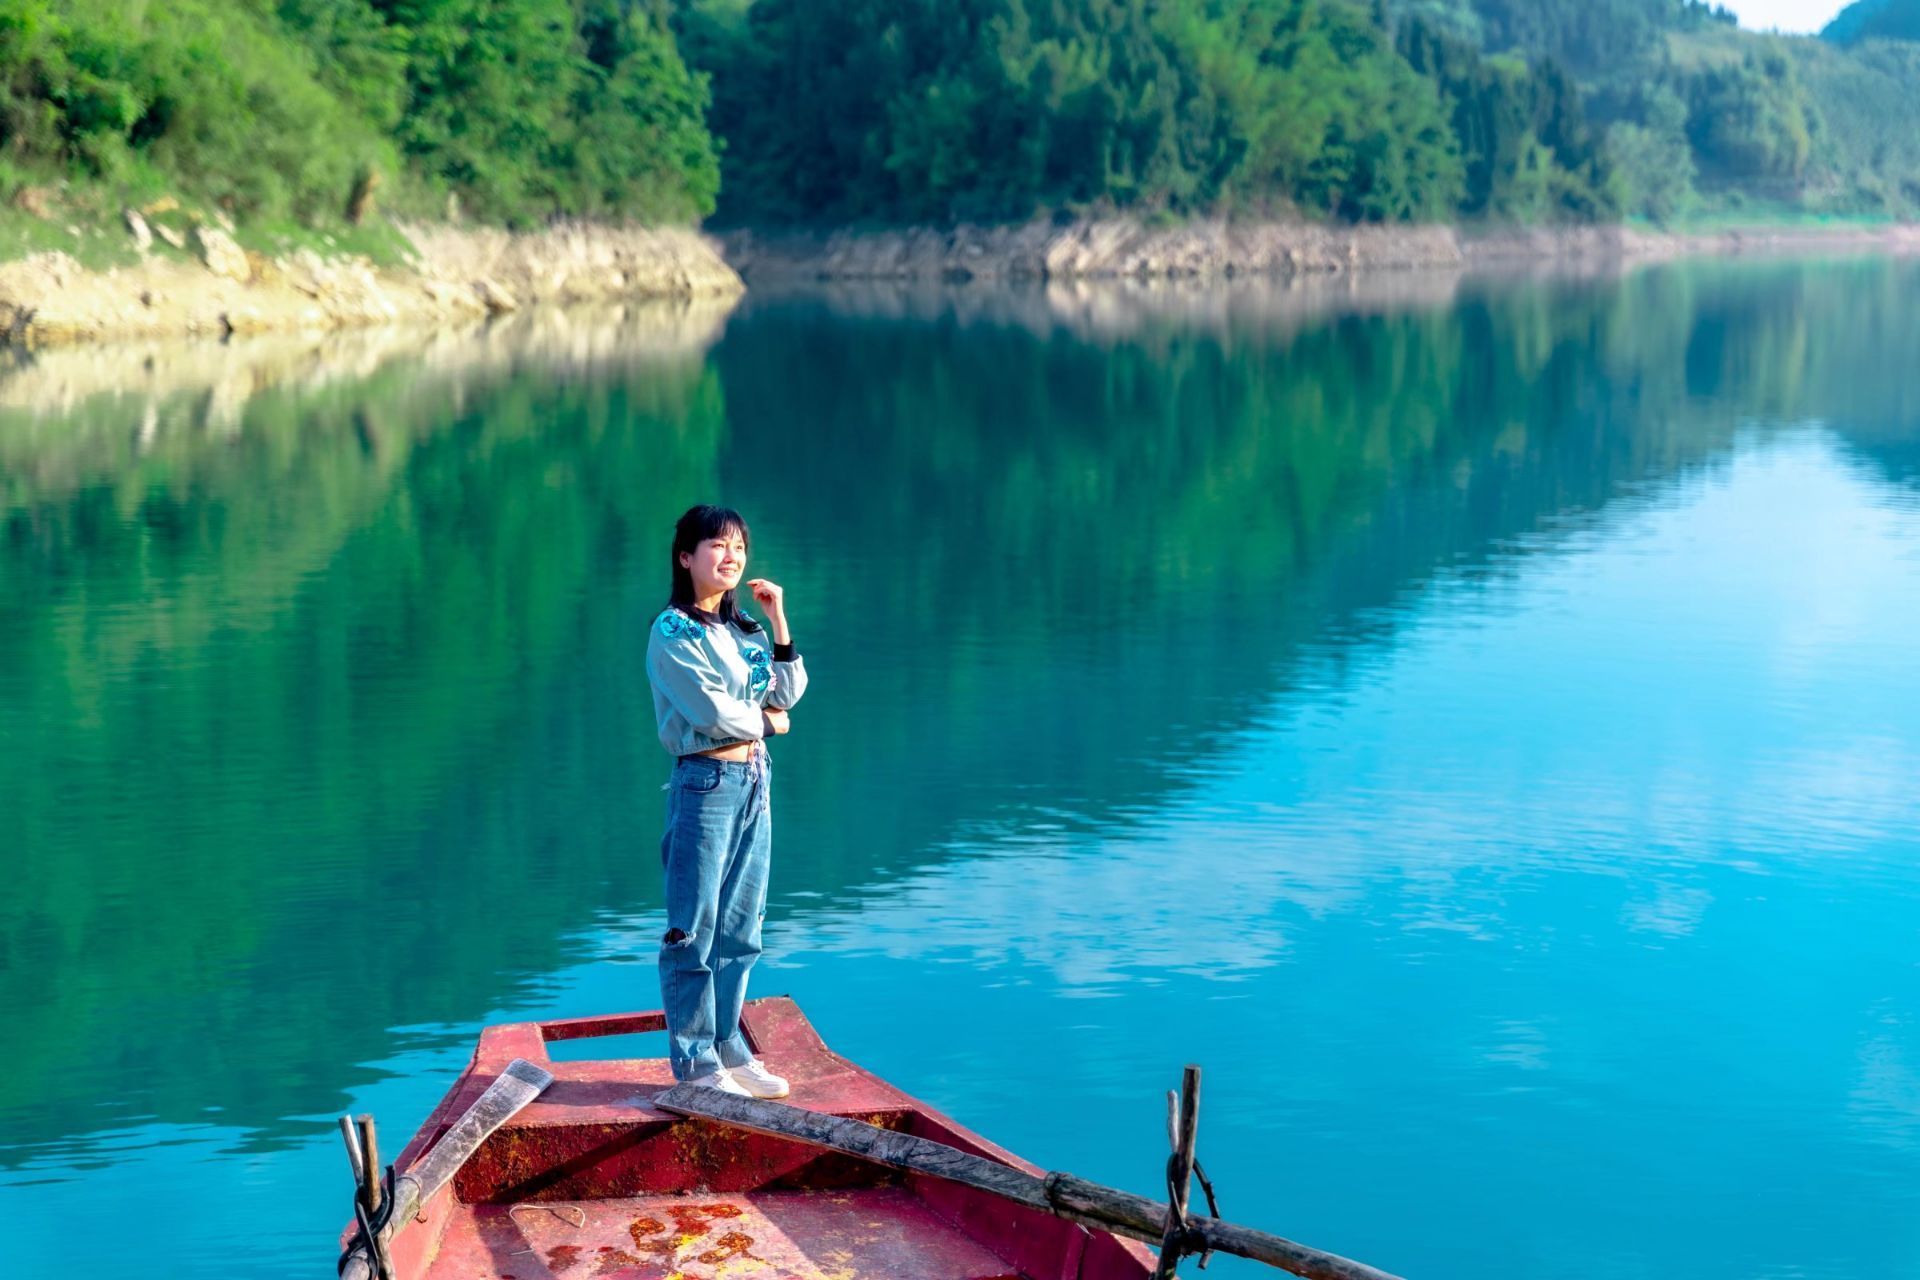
[
  {"x1": 12, "y1": 186, "x2": 54, "y2": 219},
  {"x1": 192, "y1": 224, "x2": 250, "y2": 282},
  {"x1": 422, "y1": 279, "x2": 481, "y2": 313},
  {"x1": 347, "y1": 169, "x2": 381, "y2": 225},
  {"x1": 124, "y1": 209, "x2": 153, "y2": 253},
  {"x1": 221, "y1": 308, "x2": 271, "y2": 336},
  {"x1": 245, "y1": 250, "x2": 279, "y2": 285},
  {"x1": 725, "y1": 218, "x2": 1483, "y2": 283},
  {"x1": 0, "y1": 222, "x2": 742, "y2": 349},
  {"x1": 141, "y1": 196, "x2": 180, "y2": 216},
  {"x1": 472, "y1": 277, "x2": 519, "y2": 314}
]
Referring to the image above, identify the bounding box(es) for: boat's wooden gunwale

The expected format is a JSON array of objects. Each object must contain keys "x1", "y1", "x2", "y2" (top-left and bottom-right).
[{"x1": 341, "y1": 996, "x2": 1157, "y2": 1279}]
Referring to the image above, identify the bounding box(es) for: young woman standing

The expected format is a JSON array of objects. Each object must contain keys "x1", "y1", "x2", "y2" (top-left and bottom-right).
[{"x1": 645, "y1": 504, "x2": 808, "y2": 1096}]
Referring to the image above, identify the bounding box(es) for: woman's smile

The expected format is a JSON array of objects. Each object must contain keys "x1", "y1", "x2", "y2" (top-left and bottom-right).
[{"x1": 683, "y1": 532, "x2": 749, "y2": 600}]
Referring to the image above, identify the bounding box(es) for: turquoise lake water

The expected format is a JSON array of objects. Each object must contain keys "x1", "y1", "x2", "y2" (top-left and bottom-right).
[{"x1": 4, "y1": 258, "x2": 1919, "y2": 1278}]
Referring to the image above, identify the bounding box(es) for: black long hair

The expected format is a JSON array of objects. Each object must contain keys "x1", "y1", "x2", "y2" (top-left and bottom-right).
[{"x1": 665, "y1": 503, "x2": 763, "y2": 632}]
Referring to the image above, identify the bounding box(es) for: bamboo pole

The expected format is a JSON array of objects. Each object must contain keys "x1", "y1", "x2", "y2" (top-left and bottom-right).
[
  {"x1": 355, "y1": 1115, "x2": 383, "y2": 1216},
  {"x1": 338, "y1": 1115, "x2": 366, "y2": 1189},
  {"x1": 654, "y1": 1084, "x2": 1405, "y2": 1280}
]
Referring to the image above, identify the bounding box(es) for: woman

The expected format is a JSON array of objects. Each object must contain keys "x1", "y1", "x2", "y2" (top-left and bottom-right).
[{"x1": 645, "y1": 503, "x2": 808, "y2": 1097}]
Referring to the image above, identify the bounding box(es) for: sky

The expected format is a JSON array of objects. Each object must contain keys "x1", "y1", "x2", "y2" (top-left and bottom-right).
[{"x1": 1721, "y1": 0, "x2": 1849, "y2": 32}]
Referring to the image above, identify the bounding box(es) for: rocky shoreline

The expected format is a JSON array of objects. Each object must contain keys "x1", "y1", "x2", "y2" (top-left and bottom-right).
[
  {"x1": 5, "y1": 215, "x2": 1918, "y2": 350},
  {"x1": 723, "y1": 218, "x2": 1920, "y2": 282},
  {"x1": 0, "y1": 221, "x2": 742, "y2": 348}
]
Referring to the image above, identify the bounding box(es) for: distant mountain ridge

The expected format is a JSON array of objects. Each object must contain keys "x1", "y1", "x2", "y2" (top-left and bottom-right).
[{"x1": 1822, "y1": 0, "x2": 1920, "y2": 44}]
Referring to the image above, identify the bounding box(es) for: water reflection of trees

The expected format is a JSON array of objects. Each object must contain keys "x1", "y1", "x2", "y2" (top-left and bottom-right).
[
  {"x1": 2, "y1": 257, "x2": 1915, "y2": 1161},
  {"x1": 721, "y1": 258, "x2": 1920, "y2": 899},
  {"x1": 0, "y1": 323, "x2": 730, "y2": 1156}
]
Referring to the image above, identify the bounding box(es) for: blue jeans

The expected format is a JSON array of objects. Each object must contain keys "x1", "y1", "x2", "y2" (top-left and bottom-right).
[{"x1": 658, "y1": 750, "x2": 771, "y2": 1080}]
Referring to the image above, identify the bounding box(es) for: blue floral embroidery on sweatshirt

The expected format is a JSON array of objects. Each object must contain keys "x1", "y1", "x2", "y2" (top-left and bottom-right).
[
  {"x1": 657, "y1": 611, "x2": 703, "y2": 641},
  {"x1": 742, "y1": 644, "x2": 772, "y2": 696}
]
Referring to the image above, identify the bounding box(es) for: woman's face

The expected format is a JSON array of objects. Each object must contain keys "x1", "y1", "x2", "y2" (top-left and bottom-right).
[{"x1": 680, "y1": 528, "x2": 747, "y2": 599}]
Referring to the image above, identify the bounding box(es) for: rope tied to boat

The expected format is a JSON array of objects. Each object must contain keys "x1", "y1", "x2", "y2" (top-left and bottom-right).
[
  {"x1": 339, "y1": 1163, "x2": 398, "y2": 1280},
  {"x1": 337, "y1": 1113, "x2": 398, "y2": 1280},
  {"x1": 1163, "y1": 1152, "x2": 1223, "y2": 1269}
]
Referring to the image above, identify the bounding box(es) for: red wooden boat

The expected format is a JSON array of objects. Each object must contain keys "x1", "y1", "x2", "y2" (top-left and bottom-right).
[{"x1": 336, "y1": 997, "x2": 1397, "y2": 1280}]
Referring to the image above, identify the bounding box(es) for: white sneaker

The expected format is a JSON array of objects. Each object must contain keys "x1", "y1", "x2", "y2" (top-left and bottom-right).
[
  {"x1": 685, "y1": 1069, "x2": 751, "y2": 1097},
  {"x1": 727, "y1": 1058, "x2": 790, "y2": 1099}
]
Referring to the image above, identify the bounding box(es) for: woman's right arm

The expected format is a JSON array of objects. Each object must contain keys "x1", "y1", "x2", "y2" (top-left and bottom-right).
[{"x1": 647, "y1": 631, "x2": 769, "y2": 742}]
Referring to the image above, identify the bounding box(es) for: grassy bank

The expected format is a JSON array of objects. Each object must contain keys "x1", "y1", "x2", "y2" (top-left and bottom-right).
[{"x1": 0, "y1": 198, "x2": 416, "y2": 273}]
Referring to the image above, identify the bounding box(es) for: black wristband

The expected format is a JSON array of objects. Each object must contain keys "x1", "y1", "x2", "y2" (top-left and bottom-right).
[{"x1": 773, "y1": 642, "x2": 797, "y2": 662}]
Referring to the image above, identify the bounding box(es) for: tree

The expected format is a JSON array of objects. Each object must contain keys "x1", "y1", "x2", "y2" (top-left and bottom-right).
[{"x1": 1685, "y1": 49, "x2": 1820, "y2": 187}]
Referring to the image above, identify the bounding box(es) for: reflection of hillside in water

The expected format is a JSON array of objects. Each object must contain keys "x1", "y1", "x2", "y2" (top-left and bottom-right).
[
  {"x1": 3, "y1": 258, "x2": 1917, "y2": 1163},
  {"x1": 722, "y1": 259, "x2": 1920, "y2": 900},
  {"x1": 0, "y1": 295, "x2": 737, "y2": 447},
  {"x1": 1, "y1": 303, "x2": 737, "y2": 1161},
  {"x1": 738, "y1": 269, "x2": 1468, "y2": 340}
]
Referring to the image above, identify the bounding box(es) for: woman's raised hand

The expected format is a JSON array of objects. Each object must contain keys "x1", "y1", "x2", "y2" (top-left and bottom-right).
[
  {"x1": 745, "y1": 578, "x2": 785, "y2": 614},
  {"x1": 746, "y1": 579, "x2": 791, "y2": 646}
]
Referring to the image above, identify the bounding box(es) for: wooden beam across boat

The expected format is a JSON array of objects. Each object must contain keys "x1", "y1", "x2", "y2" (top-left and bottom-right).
[
  {"x1": 340, "y1": 1059, "x2": 554, "y2": 1280},
  {"x1": 653, "y1": 1083, "x2": 1405, "y2": 1280}
]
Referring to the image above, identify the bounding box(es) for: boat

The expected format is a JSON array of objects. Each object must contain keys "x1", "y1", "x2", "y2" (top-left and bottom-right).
[{"x1": 335, "y1": 996, "x2": 1399, "y2": 1280}]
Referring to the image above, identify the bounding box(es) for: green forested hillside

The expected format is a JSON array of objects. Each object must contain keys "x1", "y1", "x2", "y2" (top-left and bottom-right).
[
  {"x1": 2, "y1": 0, "x2": 1920, "y2": 239},
  {"x1": 678, "y1": 0, "x2": 1920, "y2": 225},
  {"x1": 0, "y1": 0, "x2": 717, "y2": 227},
  {"x1": 1378, "y1": 0, "x2": 1920, "y2": 218},
  {"x1": 680, "y1": 0, "x2": 1635, "y2": 224}
]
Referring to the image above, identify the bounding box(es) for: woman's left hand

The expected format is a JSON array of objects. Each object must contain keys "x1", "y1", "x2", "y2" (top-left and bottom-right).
[{"x1": 746, "y1": 579, "x2": 785, "y2": 615}]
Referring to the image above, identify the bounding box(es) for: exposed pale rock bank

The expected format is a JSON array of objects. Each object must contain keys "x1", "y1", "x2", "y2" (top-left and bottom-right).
[
  {"x1": 0, "y1": 222, "x2": 742, "y2": 348},
  {"x1": 723, "y1": 218, "x2": 1920, "y2": 282},
  {"x1": 11, "y1": 213, "x2": 1917, "y2": 351}
]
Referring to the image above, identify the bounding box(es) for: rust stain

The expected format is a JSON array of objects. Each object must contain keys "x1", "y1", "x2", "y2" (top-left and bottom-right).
[
  {"x1": 668, "y1": 1206, "x2": 713, "y2": 1237},
  {"x1": 628, "y1": 1216, "x2": 675, "y2": 1257},
  {"x1": 546, "y1": 1243, "x2": 584, "y2": 1274},
  {"x1": 695, "y1": 1230, "x2": 759, "y2": 1265},
  {"x1": 664, "y1": 1202, "x2": 744, "y2": 1239},
  {"x1": 589, "y1": 1246, "x2": 675, "y2": 1278}
]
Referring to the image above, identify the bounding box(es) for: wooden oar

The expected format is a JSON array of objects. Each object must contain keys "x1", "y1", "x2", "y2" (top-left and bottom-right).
[
  {"x1": 654, "y1": 1084, "x2": 1405, "y2": 1280},
  {"x1": 340, "y1": 1059, "x2": 554, "y2": 1280}
]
